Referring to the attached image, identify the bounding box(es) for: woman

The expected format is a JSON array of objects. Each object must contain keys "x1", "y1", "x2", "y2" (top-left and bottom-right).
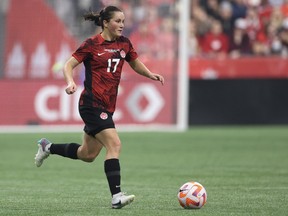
[{"x1": 34, "y1": 6, "x2": 164, "y2": 209}]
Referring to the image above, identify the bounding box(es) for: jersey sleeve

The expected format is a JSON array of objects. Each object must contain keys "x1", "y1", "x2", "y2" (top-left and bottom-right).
[
  {"x1": 125, "y1": 39, "x2": 138, "y2": 62},
  {"x1": 72, "y1": 38, "x2": 92, "y2": 63}
]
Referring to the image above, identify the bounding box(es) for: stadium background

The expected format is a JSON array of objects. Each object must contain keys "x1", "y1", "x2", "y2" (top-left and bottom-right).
[
  {"x1": 0, "y1": 0, "x2": 288, "y2": 129},
  {"x1": 0, "y1": 1, "x2": 288, "y2": 215}
]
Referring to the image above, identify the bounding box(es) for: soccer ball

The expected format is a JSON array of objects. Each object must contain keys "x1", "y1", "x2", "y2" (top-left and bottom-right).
[{"x1": 177, "y1": 181, "x2": 207, "y2": 209}]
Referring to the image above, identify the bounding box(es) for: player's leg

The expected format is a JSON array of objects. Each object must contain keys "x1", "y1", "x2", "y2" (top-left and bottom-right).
[
  {"x1": 77, "y1": 132, "x2": 103, "y2": 162},
  {"x1": 95, "y1": 128, "x2": 121, "y2": 160},
  {"x1": 34, "y1": 133, "x2": 103, "y2": 167},
  {"x1": 95, "y1": 128, "x2": 135, "y2": 209},
  {"x1": 35, "y1": 106, "x2": 107, "y2": 167}
]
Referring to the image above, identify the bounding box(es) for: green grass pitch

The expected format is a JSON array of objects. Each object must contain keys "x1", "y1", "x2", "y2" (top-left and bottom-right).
[{"x1": 0, "y1": 126, "x2": 288, "y2": 216}]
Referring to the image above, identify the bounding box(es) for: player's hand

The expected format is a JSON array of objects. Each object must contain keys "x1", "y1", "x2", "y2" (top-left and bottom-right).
[
  {"x1": 65, "y1": 82, "x2": 77, "y2": 95},
  {"x1": 150, "y1": 73, "x2": 164, "y2": 85}
]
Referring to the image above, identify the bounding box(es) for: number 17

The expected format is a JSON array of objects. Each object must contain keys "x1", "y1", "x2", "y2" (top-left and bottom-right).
[{"x1": 107, "y1": 58, "x2": 120, "y2": 73}]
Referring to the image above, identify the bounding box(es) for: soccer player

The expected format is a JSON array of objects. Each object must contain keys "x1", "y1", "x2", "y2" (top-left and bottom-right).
[{"x1": 34, "y1": 5, "x2": 164, "y2": 209}]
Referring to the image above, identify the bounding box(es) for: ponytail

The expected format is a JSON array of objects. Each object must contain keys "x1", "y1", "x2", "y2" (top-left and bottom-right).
[
  {"x1": 83, "y1": 6, "x2": 122, "y2": 29},
  {"x1": 83, "y1": 10, "x2": 102, "y2": 26}
]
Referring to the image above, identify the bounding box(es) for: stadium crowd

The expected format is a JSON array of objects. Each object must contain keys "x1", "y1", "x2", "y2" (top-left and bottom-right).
[
  {"x1": 190, "y1": 0, "x2": 288, "y2": 58},
  {"x1": 46, "y1": 0, "x2": 288, "y2": 59},
  {"x1": 1, "y1": 0, "x2": 288, "y2": 67},
  {"x1": 45, "y1": 0, "x2": 177, "y2": 60}
]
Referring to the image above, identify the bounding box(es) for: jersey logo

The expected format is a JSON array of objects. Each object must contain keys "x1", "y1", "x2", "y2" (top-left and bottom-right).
[
  {"x1": 97, "y1": 52, "x2": 106, "y2": 56},
  {"x1": 120, "y1": 50, "x2": 126, "y2": 58},
  {"x1": 100, "y1": 112, "x2": 108, "y2": 120}
]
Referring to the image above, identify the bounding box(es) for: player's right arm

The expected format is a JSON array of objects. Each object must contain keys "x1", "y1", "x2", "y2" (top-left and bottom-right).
[{"x1": 63, "y1": 57, "x2": 80, "y2": 95}]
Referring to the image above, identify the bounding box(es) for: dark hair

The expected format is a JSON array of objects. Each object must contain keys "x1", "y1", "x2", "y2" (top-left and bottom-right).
[{"x1": 83, "y1": 6, "x2": 122, "y2": 29}]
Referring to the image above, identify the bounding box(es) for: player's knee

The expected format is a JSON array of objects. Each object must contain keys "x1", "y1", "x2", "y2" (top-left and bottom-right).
[
  {"x1": 113, "y1": 139, "x2": 122, "y2": 153},
  {"x1": 106, "y1": 140, "x2": 121, "y2": 156},
  {"x1": 82, "y1": 154, "x2": 96, "y2": 162},
  {"x1": 79, "y1": 150, "x2": 100, "y2": 163}
]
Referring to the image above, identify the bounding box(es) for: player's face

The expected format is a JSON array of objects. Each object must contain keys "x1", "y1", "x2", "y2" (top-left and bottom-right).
[{"x1": 105, "y1": 12, "x2": 125, "y2": 39}]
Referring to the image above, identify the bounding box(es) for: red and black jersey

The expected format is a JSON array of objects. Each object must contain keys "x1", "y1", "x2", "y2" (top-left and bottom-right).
[{"x1": 72, "y1": 34, "x2": 138, "y2": 113}]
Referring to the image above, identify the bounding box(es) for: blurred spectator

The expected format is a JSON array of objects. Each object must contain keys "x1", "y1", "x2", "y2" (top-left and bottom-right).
[
  {"x1": 231, "y1": 0, "x2": 247, "y2": 21},
  {"x1": 229, "y1": 18, "x2": 252, "y2": 58},
  {"x1": 262, "y1": 6, "x2": 284, "y2": 55},
  {"x1": 201, "y1": 0, "x2": 222, "y2": 21},
  {"x1": 278, "y1": 17, "x2": 288, "y2": 56},
  {"x1": 281, "y1": 0, "x2": 288, "y2": 16},
  {"x1": 267, "y1": 19, "x2": 283, "y2": 54},
  {"x1": 268, "y1": 6, "x2": 284, "y2": 30},
  {"x1": 133, "y1": 1, "x2": 160, "y2": 34},
  {"x1": 156, "y1": 0, "x2": 175, "y2": 18},
  {"x1": 133, "y1": 0, "x2": 148, "y2": 23},
  {"x1": 258, "y1": 0, "x2": 274, "y2": 26},
  {"x1": 120, "y1": 2, "x2": 136, "y2": 37},
  {"x1": 191, "y1": 2, "x2": 212, "y2": 36},
  {"x1": 252, "y1": 33, "x2": 270, "y2": 55},
  {"x1": 219, "y1": 1, "x2": 234, "y2": 34},
  {"x1": 245, "y1": 7, "x2": 264, "y2": 41},
  {"x1": 199, "y1": 19, "x2": 229, "y2": 58},
  {"x1": 129, "y1": 21, "x2": 157, "y2": 61},
  {"x1": 188, "y1": 19, "x2": 200, "y2": 57},
  {"x1": 245, "y1": 6, "x2": 270, "y2": 55},
  {"x1": 156, "y1": 17, "x2": 175, "y2": 59}
]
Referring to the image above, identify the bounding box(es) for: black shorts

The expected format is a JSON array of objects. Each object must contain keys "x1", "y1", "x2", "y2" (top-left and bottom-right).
[{"x1": 79, "y1": 105, "x2": 115, "y2": 137}]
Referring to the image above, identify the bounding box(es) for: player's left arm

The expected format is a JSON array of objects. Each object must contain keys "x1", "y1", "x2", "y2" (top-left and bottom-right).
[{"x1": 128, "y1": 58, "x2": 164, "y2": 85}]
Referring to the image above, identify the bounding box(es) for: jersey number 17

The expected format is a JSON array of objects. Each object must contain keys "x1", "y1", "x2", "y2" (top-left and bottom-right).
[{"x1": 107, "y1": 58, "x2": 120, "y2": 73}]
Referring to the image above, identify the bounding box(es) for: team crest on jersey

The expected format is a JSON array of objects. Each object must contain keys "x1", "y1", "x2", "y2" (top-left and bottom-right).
[
  {"x1": 120, "y1": 50, "x2": 126, "y2": 58},
  {"x1": 100, "y1": 112, "x2": 108, "y2": 120}
]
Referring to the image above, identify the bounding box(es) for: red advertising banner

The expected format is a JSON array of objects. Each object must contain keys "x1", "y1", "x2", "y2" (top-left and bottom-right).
[
  {"x1": 189, "y1": 57, "x2": 288, "y2": 79},
  {"x1": 0, "y1": 78, "x2": 173, "y2": 126}
]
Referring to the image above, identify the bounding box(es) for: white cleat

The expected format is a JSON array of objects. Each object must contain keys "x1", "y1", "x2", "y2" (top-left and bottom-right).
[
  {"x1": 111, "y1": 192, "x2": 135, "y2": 209},
  {"x1": 34, "y1": 138, "x2": 51, "y2": 167}
]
